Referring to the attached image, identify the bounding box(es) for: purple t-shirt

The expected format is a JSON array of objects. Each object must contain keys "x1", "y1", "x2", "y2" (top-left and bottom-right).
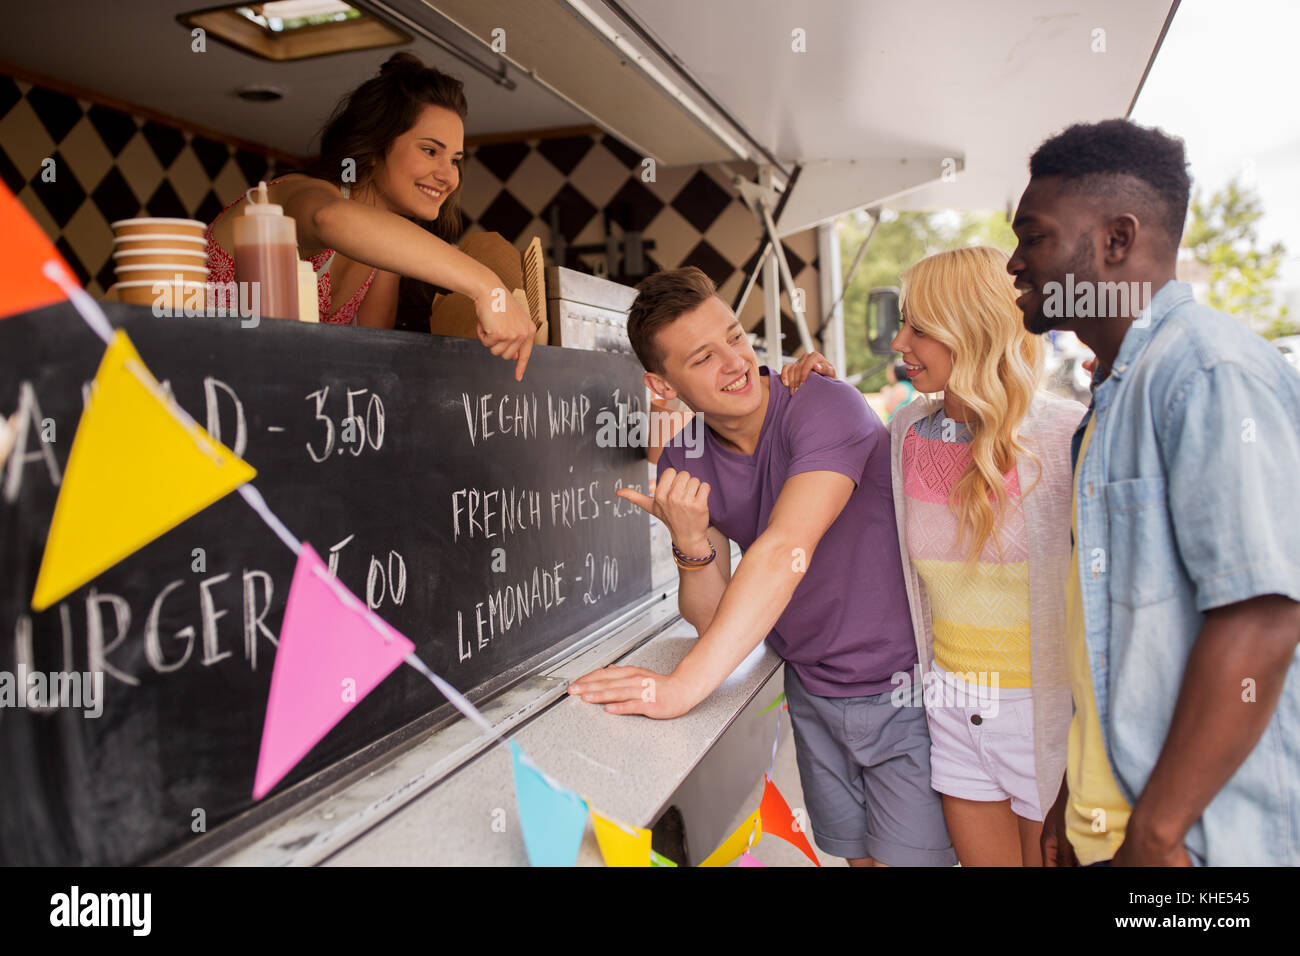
[{"x1": 658, "y1": 366, "x2": 916, "y2": 697}]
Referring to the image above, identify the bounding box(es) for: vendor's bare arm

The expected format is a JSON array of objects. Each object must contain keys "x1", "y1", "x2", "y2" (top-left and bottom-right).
[
  {"x1": 271, "y1": 177, "x2": 533, "y2": 378},
  {"x1": 287, "y1": 182, "x2": 499, "y2": 300}
]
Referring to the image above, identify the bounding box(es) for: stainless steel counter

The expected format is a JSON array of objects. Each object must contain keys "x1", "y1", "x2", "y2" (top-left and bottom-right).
[{"x1": 323, "y1": 617, "x2": 781, "y2": 866}]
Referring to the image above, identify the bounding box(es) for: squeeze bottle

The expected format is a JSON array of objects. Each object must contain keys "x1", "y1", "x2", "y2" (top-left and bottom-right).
[{"x1": 233, "y1": 181, "x2": 299, "y2": 321}]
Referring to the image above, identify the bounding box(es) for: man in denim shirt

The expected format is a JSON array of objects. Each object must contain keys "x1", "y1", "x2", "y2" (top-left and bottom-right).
[{"x1": 1007, "y1": 119, "x2": 1300, "y2": 866}]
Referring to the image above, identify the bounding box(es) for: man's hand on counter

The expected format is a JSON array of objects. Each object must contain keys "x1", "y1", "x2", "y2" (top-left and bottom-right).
[{"x1": 567, "y1": 665, "x2": 705, "y2": 719}]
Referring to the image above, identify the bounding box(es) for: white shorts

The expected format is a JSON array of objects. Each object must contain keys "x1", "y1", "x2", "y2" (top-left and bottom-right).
[{"x1": 923, "y1": 663, "x2": 1042, "y2": 821}]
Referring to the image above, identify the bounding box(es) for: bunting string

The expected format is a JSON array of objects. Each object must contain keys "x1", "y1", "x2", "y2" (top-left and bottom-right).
[
  {"x1": 30, "y1": 253, "x2": 803, "y2": 867},
  {"x1": 766, "y1": 695, "x2": 784, "y2": 780},
  {"x1": 43, "y1": 260, "x2": 112, "y2": 345},
  {"x1": 238, "y1": 484, "x2": 303, "y2": 555},
  {"x1": 47, "y1": 258, "x2": 515, "y2": 770}
]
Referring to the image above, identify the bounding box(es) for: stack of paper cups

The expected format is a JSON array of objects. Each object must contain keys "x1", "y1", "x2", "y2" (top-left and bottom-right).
[{"x1": 109, "y1": 218, "x2": 208, "y2": 308}]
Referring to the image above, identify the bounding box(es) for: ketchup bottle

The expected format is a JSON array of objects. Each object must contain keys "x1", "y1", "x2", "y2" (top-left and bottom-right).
[{"x1": 233, "y1": 182, "x2": 299, "y2": 322}]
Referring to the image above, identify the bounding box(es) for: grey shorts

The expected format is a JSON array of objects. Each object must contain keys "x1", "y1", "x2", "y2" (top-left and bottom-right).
[{"x1": 784, "y1": 663, "x2": 956, "y2": 866}]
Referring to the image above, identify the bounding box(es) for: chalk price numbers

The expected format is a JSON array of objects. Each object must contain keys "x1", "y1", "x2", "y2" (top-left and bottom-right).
[
  {"x1": 580, "y1": 551, "x2": 619, "y2": 606},
  {"x1": 610, "y1": 477, "x2": 644, "y2": 518},
  {"x1": 305, "y1": 386, "x2": 387, "y2": 462}
]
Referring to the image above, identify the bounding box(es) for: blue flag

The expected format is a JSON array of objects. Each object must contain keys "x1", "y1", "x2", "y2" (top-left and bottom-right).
[{"x1": 510, "y1": 738, "x2": 588, "y2": 866}]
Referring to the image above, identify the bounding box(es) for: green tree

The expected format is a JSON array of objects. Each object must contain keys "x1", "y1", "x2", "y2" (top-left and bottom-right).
[
  {"x1": 1182, "y1": 178, "x2": 1293, "y2": 337},
  {"x1": 837, "y1": 209, "x2": 1017, "y2": 393}
]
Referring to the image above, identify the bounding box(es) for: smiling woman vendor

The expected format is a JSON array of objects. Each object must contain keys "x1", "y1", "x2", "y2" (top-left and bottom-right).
[{"x1": 206, "y1": 52, "x2": 535, "y2": 379}]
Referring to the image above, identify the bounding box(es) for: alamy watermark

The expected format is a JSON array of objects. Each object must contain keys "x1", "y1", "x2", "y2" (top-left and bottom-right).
[
  {"x1": 1042, "y1": 275, "x2": 1153, "y2": 326},
  {"x1": 0, "y1": 666, "x2": 103, "y2": 718},
  {"x1": 891, "y1": 664, "x2": 1003, "y2": 718},
  {"x1": 595, "y1": 405, "x2": 705, "y2": 459},
  {"x1": 50, "y1": 886, "x2": 150, "y2": 935},
  {"x1": 149, "y1": 278, "x2": 261, "y2": 329}
]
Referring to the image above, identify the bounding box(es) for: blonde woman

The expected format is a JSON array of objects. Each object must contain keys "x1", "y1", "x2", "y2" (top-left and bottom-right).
[{"x1": 782, "y1": 246, "x2": 1084, "y2": 866}]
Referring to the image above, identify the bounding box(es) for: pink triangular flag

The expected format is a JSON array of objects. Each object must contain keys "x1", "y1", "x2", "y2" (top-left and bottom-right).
[
  {"x1": 253, "y1": 543, "x2": 414, "y2": 799},
  {"x1": 738, "y1": 852, "x2": 767, "y2": 867}
]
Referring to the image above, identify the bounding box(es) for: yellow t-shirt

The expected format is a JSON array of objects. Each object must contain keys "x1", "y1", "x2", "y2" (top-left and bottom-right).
[
  {"x1": 1065, "y1": 415, "x2": 1132, "y2": 864},
  {"x1": 902, "y1": 414, "x2": 1033, "y2": 687}
]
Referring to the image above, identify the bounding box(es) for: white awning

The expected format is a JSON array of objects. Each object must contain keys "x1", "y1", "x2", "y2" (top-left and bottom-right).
[{"x1": 435, "y1": 0, "x2": 1178, "y2": 229}]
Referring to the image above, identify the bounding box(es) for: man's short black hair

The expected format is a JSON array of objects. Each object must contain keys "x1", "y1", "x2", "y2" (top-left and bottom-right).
[{"x1": 1029, "y1": 119, "x2": 1192, "y2": 251}]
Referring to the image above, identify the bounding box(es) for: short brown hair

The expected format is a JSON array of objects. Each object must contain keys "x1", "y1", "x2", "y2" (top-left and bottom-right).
[{"x1": 626, "y1": 267, "x2": 718, "y2": 373}]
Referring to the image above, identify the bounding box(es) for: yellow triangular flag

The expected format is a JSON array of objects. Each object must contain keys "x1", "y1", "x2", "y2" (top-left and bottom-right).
[
  {"x1": 31, "y1": 330, "x2": 256, "y2": 611},
  {"x1": 590, "y1": 807, "x2": 653, "y2": 867},
  {"x1": 699, "y1": 807, "x2": 763, "y2": 867}
]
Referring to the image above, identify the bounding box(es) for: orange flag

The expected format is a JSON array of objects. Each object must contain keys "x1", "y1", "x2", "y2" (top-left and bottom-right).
[
  {"x1": 759, "y1": 775, "x2": 820, "y2": 866},
  {"x1": 0, "y1": 179, "x2": 77, "y2": 320}
]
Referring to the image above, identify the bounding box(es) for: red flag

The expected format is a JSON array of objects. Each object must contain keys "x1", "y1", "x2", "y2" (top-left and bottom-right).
[
  {"x1": 759, "y1": 774, "x2": 821, "y2": 866},
  {"x1": 0, "y1": 179, "x2": 77, "y2": 319}
]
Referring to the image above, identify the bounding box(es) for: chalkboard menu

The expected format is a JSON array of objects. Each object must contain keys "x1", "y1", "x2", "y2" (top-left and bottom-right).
[{"x1": 0, "y1": 302, "x2": 651, "y2": 865}]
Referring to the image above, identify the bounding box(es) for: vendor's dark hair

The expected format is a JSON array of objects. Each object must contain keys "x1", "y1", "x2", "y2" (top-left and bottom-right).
[
  {"x1": 1029, "y1": 119, "x2": 1191, "y2": 252},
  {"x1": 302, "y1": 52, "x2": 468, "y2": 242}
]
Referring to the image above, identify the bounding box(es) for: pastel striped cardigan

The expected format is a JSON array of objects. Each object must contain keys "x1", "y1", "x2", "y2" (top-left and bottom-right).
[{"x1": 889, "y1": 390, "x2": 1087, "y2": 817}]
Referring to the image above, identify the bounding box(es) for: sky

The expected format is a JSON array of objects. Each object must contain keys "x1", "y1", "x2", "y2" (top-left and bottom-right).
[{"x1": 1129, "y1": 0, "x2": 1300, "y2": 302}]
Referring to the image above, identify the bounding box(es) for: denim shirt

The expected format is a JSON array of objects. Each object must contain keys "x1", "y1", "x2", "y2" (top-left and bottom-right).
[{"x1": 1071, "y1": 279, "x2": 1300, "y2": 866}]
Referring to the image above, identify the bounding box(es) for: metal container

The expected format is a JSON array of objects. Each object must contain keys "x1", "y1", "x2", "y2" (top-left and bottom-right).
[{"x1": 545, "y1": 266, "x2": 637, "y2": 354}]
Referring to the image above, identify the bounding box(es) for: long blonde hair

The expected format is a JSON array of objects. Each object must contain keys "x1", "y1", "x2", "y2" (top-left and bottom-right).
[{"x1": 900, "y1": 246, "x2": 1044, "y2": 564}]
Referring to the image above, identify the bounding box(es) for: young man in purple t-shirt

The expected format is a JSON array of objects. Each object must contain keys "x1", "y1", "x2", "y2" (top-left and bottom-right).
[{"x1": 568, "y1": 267, "x2": 954, "y2": 866}]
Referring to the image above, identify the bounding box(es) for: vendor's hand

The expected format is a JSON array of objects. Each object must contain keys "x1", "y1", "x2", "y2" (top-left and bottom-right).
[
  {"x1": 567, "y1": 665, "x2": 699, "y2": 719},
  {"x1": 780, "y1": 351, "x2": 836, "y2": 393},
  {"x1": 474, "y1": 284, "x2": 535, "y2": 381},
  {"x1": 615, "y1": 467, "x2": 711, "y2": 556}
]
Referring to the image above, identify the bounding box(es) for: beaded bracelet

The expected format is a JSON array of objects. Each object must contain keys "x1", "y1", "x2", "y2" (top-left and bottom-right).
[{"x1": 672, "y1": 541, "x2": 716, "y2": 570}]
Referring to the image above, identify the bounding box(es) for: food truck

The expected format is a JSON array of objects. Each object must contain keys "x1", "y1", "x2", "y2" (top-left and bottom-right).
[{"x1": 0, "y1": 0, "x2": 1178, "y2": 867}]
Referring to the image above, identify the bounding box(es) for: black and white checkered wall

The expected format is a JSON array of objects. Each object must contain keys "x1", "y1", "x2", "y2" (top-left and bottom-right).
[
  {"x1": 2, "y1": 71, "x2": 823, "y2": 349},
  {"x1": 0, "y1": 74, "x2": 285, "y2": 298},
  {"x1": 460, "y1": 133, "x2": 823, "y2": 347}
]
